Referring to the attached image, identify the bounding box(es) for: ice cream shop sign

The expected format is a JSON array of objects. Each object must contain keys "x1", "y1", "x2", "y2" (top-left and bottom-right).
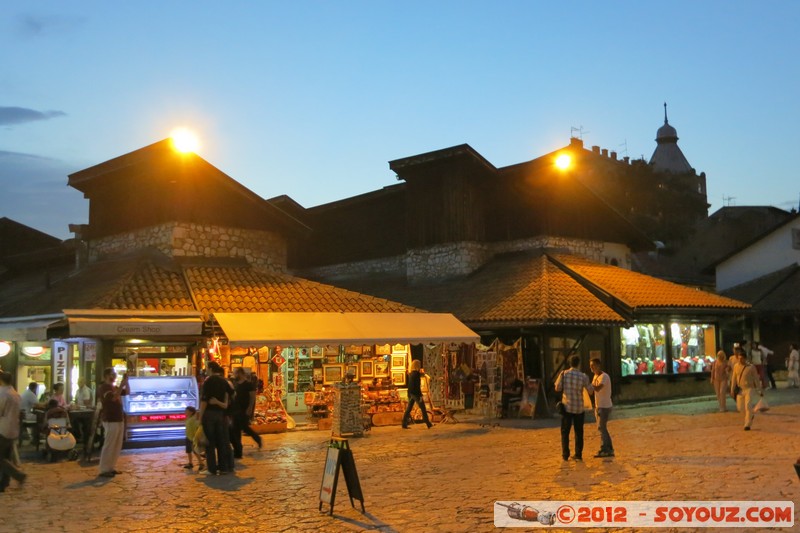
[{"x1": 65, "y1": 310, "x2": 204, "y2": 338}]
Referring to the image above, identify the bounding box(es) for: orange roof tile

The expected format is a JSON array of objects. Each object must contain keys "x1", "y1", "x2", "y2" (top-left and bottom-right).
[
  {"x1": 103, "y1": 262, "x2": 195, "y2": 311},
  {"x1": 333, "y1": 253, "x2": 626, "y2": 327},
  {"x1": 551, "y1": 254, "x2": 750, "y2": 310},
  {"x1": 184, "y1": 265, "x2": 418, "y2": 318}
]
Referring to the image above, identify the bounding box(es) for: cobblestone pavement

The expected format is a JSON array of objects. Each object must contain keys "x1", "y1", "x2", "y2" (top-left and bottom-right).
[{"x1": 4, "y1": 387, "x2": 799, "y2": 532}]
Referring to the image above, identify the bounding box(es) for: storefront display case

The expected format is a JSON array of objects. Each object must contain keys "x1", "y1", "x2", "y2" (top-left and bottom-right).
[{"x1": 123, "y1": 376, "x2": 198, "y2": 444}]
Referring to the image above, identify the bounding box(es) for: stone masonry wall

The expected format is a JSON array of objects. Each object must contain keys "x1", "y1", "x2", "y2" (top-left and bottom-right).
[
  {"x1": 300, "y1": 254, "x2": 407, "y2": 282},
  {"x1": 88, "y1": 222, "x2": 287, "y2": 272},
  {"x1": 406, "y1": 241, "x2": 491, "y2": 282},
  {"x1": 299, "y1": 235, "x2": 630, "y2": 284}
]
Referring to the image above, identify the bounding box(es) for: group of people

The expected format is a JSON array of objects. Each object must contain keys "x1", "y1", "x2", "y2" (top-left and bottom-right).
[
  {"x1": 190, "y1": 362, "x2": 263, "y2": 476},
  {"x1": 711, "y1": 341, "x2": 800, "y2": 428},
  {"x1": 554, "y1": 355, "x2": 613, "y2": 461}
]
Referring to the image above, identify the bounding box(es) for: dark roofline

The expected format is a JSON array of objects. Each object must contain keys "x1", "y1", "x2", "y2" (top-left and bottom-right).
[
  {"x1": 67, "y1": 139, "x2": 311, "y2": 237},
  {"x1": 705, "y1": 211, "x2": 800, "y2": 271},
  {"x1": 388, "y1": 143, "x2": 496, "y2": 175},
  {"x1": 306, "y1": 183, "x2": 406, "y2": 213},
  {"x1": 721, "y1": 263, "x2": 800, "y2": 307},
  {"x1": 709, "y1": 205, "x2": 791, "y2": 219},
  {"x1": 500, "y1": 150, "x2": 654, "y2": 252},
  {"x1": 68, "y1": 139, "x2": 173, "y2": 187}
]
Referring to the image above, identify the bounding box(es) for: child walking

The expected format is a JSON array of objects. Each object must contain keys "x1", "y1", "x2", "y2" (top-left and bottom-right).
[{"x1": 183, "y1": 406, "x2": 204, "y2": 470}]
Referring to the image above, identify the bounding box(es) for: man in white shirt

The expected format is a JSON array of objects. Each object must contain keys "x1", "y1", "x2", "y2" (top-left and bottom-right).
[
  {"x1": 20, "y1": 382, "x2": 38, "y2": 419},
  {"x1": 0, "y1": 371, "x2": 27, "y2": 491},
  {"x1": 74, "y1": 377, "x2": 93, "y2": 408},
  {"x1": 590, "y1": 358, "x2": 614, "y2": 458}
]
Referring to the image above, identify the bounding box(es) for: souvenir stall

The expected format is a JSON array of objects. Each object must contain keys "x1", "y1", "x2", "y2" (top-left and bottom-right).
[
  {"x1": 211, "y1": 311, "x2": 480, "y2": 430},
  {"x1": 224, "y1": 344, "x2": 289, "y2": 434},
  {"x1": 422, "y1": 339, "x2": 524, "y2": 419},
  {"x1": 251, "y1": 383, "x2": 289, "y2": 433}
]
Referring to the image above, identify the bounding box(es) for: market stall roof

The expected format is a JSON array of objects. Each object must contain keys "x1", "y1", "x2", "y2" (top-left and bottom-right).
[{"x1": 213, "y1": 312, "x2": 480, "y2": 346}]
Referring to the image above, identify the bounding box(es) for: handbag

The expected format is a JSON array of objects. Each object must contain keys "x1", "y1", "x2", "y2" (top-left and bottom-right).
[
  {"x1": 47, "y1": 428, "x2": 76, "y2": 451},
  {"x1": 754, "y1": 396, "x2": 770, "y2": 412},
  {"x1": 556, "y1": 401, "x2": 566, "y2": 415}
]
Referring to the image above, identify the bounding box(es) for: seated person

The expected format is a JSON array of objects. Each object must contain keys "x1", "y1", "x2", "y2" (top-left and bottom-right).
[
  {"x1": 74, "y1": 377, "x2": 94, "y2": 408},
  {"x1": 500, "y1": 376, "x2": 524, "y2": 418},
  {"x1": 40, "y1": 383, "x2": 68, "y2": 409}
]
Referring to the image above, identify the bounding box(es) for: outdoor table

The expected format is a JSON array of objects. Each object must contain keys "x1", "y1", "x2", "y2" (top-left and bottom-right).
[{"x1": 67, "y1": 408, "x2": 95, "y2": 450}]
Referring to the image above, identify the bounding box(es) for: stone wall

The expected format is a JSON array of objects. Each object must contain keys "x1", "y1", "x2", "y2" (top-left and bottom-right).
[
  {"x1": 299, "y1": 235, "x2": 631, "y2": 284},
  {"x1": 406, "y1": 241, "x2": 491, "y2": 283},
  {"x1": 88, "y1": 222, "x2": 287, "y2": 271},
  {"x1": 301, "y1": 254, "x2": 406, "y2": 282}
]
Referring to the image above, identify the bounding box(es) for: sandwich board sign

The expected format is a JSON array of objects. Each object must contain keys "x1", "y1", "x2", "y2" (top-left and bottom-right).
[{"x1": 319, "y1": 437, "x2": 365, "y2": 515}]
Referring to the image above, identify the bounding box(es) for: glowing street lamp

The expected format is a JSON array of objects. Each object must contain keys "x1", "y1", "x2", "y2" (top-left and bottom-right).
[
  {"x1": 555, "y1": 153, "x2": 572, "y2": 171},
  {"x1": 170, "y1": 127, "x2": 200, "y2": 153}
]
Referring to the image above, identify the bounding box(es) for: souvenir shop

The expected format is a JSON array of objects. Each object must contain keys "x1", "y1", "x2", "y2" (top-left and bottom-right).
[{"x1": 211, "y1": 311, "x2": 480, "y2": 430}]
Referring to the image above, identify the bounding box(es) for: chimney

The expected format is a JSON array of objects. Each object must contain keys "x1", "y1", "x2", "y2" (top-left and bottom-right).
[
  {"x1": 591, "y1": 145, "x2": 600, "y2": 154},
  {"x1": 69, "y1": 223, "x2": 89, "y2": 269},
  {"x1": 569, "y1": 137, "x2": 584, "y2": 148},
  {"x1": 601, "y1": 148, "x2": 608, "y2": 157},
  {"x1": 623, "y1": 156, "x2": 630, "y2": 164},
  {"x1": 610, "y1": 151, "x2": 617, "y2": 160}
]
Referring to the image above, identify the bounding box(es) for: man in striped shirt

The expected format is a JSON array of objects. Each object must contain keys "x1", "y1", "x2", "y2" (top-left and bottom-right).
[{"x1": 555, "y1": 354, "x2": 594, "y2": 461}]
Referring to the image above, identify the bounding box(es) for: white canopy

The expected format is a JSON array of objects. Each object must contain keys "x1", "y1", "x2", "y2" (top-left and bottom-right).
[{"x1": 213, "y1": 312, "x2": 479, "y2": 346}]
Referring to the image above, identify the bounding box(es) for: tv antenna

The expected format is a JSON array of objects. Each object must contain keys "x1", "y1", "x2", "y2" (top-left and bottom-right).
[
  {"x1": 723, "y1": 195, "x2": 736, "y2": 207},
  {"x1": 618, "y1": 139, "x2": 629, "y2": 157},
  {"x1": 570, "y1": 126, "x2": 589, "y2": 140}
]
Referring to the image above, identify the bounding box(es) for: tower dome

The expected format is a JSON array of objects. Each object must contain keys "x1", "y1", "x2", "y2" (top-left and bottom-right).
[{"x1": 649, "y1": 102, "x2": 692, "y2": 173}]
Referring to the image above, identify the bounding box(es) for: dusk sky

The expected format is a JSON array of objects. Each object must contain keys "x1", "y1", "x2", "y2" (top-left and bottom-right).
[{"x1": 2, "y1": 2, "x2": 799, "y2": 239}]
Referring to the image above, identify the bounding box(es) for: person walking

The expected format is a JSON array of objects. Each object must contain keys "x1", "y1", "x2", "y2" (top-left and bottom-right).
[
  {"x1": 198, "y1": 362, "x2": 234, "y2": 475},
  {"x1": 757, "y1": 343, "x2": 776, "y2": 389},
  {"x1": 786, "y1": 343, "x2": 800, "y2": 388},
  {"x1": 0, "y1": 371, "x2": 26, "y2": 492},
  {"x1": 730, "y1": 350, "x2": 762, "y2": 431},
  {"x1": 589, "y1": 358, "x2": 614, "y2": 458},
  {"x1": 97, "y1": 367, "x2": 129, "y2": 477},
  {"x1": 710, "y1": 350, "x2": 730, "y2": 412},
  {"x1": 402, "y1": 360, "x2": 432, "y2": 429},
  {"x1": 230, "y1": 367, "x2": 262, "y2": 459},
  {"x1": 750, "y1": 342, "x2": 768, "y2": 390},
  {"x1": 555, "y1": 354, "x2": 593, "y2": 461}
]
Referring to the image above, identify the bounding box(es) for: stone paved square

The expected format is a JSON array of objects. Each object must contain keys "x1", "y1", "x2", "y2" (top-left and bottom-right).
[{"x1": 3, "y1": 390, "x2": 799, "y2": 532}]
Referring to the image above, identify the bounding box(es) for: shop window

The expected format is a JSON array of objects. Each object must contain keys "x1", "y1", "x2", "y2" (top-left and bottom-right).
[
  {"x1": 620, "y1": 324, "x2": 667, "y2": 376},
  {"x1": 622, "y1": 323, "x2": 717, "y2": 376},
  {"x1": 668, "y1": 323, "x2": 716, "y2": 373}
]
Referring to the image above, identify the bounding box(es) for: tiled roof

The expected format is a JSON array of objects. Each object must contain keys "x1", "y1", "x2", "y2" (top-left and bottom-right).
[
  {"x1": 722, "y1": 264, "x2": 800, "y2": 313},
  {"x1": 0, "y1": 249, "x2": 417, "y2": 319},
  {"x1": 552, "y1": 254, "x2": 750, "y2": 311},
  {"x1": 185, "y1": 265, "x2": 418, "y2": 316},
  {"x1": 331, "y1": 252, "x2": 627, "y2": 327},
  {"x1": 0, "y1": 251, "x2": 162, "y2": 317},
  {"x1": 103, "y1": 262, "x2": 195, "y2": 311}
]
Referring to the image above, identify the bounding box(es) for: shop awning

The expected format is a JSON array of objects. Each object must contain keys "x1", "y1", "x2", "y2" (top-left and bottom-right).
[
  {"x1": 0, "y1": 315, "x2": 65, "y2": 341},
  {"x1": 213, "y1": 312, "x2": 480, "y2": 346},
  {"x1": 64, "y1": 310, "x2": 204, "y2": 337}
]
